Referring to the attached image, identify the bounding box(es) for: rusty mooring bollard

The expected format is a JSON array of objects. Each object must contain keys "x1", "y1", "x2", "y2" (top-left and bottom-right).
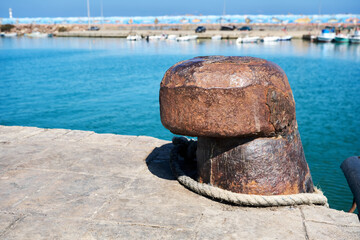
[{"x1": 160, "y1": 56, "x2": 314, "y2": 195}]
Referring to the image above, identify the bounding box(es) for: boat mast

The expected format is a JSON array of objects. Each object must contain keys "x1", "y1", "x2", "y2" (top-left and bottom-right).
[
  {"x1": 101, "y1": 0, "x2": 104, "y2": 29},
  {"x1": 87, "y1": 0, "x2": 91, "y2": 29},
  {"x1": 220, "y1": 0, "x2": 226, "y2": 25},
  {"x1": 223, "y1": 0, "x2": 226, "y2": 16},
  {"x1": 317, "y1": 0, "x2": 321, "y2": 30}
]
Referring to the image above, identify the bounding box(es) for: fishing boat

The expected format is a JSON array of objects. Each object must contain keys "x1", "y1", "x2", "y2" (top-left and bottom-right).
[
  {"x1": 317, "y1": 29, "x2": 335, "y2": 42},
  {"x1": 334, "y1": 34, "x2": 350, "y2": 43},
  {"x1": 3, "y1": 33, "x2": 17, "y2": 37},
  {"x1": 350, "y1": 30, "x2": 360, "y2": 44},
  {"x1": 236, "y1": 36, "x2": 259, "y2": 43},
  {"x1": 280, "y1": 36, "x2": 292, "y2": 41},
  {"x1": 350, "y1": 35, "x2": 360, "y2": 43},
  {"x1": 127, "y1": 35, "x2": 142, "y2": 41},
  {"x1": 262, "y1": 36, "x2": 280, "y2": 42},
  {"x1": 26, "y1": 32, "x2": 49, "y2": 38},
  {"x1": 211, "y1": 35, "x2": 222, "y2": 40}
]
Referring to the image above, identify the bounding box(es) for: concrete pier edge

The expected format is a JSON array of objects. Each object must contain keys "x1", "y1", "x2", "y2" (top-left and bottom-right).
[{"x1": 0, "y1": 125, "x2": 359, "y2": 239}]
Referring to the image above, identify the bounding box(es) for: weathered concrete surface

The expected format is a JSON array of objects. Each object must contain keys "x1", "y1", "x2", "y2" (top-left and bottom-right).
[{"x1": 0, "y1": 125, "x2": 359, "y2": 239}]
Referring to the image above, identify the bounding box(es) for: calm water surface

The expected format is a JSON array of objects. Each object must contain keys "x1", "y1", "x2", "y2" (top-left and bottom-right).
[{"x1": 1, "y1": 37, "x2": 359, "y2": 212}]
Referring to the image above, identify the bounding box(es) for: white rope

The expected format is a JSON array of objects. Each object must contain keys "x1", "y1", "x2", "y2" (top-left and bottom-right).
[{"x1": 170, "y1": 144, "x2": 328, "y2": 207}]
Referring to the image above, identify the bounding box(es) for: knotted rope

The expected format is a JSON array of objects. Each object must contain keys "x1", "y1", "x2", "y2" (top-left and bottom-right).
[{"x1": 170, "y1": 138, "x2": 328, "y2": 207}]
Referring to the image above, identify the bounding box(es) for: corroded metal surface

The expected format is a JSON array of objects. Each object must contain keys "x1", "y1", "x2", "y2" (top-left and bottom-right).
[
  {"x1": 160, "y1": 56, "x2": 295, "y2": 138},
  {"x1": 197, "y1": 129, "x2": 314, "y2": 195},
  {"x1": 159, "y1": 56, "x2": 314, "y2": 195}
]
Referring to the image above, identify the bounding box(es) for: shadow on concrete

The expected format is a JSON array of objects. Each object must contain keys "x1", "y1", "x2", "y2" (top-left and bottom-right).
[
  {"x1": 146, "y1": 143, "x2": 176, "y2": 181},
  {"x1": 146, "y1": 142, "x2": 235, "y2": 206}
]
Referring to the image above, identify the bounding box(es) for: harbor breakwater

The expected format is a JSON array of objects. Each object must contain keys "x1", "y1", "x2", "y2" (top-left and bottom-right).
[
  {"x1": 0, "y1": 23, "x2": 325, "y2": 39},
  {"x1": 2, "y1": 14, "x2": 359, "y2": 38},
  {"x1": 1, "y1": 14, "x2": 360, "y2": 25}
]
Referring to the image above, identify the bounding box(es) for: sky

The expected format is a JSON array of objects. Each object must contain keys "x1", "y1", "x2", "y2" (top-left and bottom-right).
[{"x1": 0, "y1": 0, "x2": 359, "y2": 18}]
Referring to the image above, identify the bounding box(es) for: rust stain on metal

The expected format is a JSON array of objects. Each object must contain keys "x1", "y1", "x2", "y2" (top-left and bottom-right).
[{"x1": 197, "y1": 130, "x2": 314, "y2": 195}]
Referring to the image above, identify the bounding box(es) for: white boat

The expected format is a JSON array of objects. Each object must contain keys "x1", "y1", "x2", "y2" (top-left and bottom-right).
[
  {"x1": 262, "y1": 36, "x2": 280, "y2": 42},
  {"x1": 317, "y1": 29, "x2": 335, "y2": 42},
  {"x1": 350, "y1": 36, "x2": 360, "y2": 43},
  {"x1": 127, "y1": 35, "x2": 142, "y2": 41},
  {"x1": 176, "y1": 36, "x2": 190, "y2": 41},
  {"x1": 176, "y1": 35, "x2": 198, "y2": 41},
  {"x1": 167, "y1": 34, "x2": 177, "y2": 40},
  {"x1": 211, "y1": 35, "x2": 222, "y2": 40},
  {"x1": 280, "y1": 36, "x2": 292, "y2": 41},
  {"x1": 27, "y1": 32, "x2": 49, "y2": 38},
  {"x1": 317, "y1": 33, "x2": 335, "y2": 42},
  {"x1": 236, "y1": 36, "x2": 259, "y2": 43},
  {"x1": 3, "y1": 32, "x2": 17, "y2": 37},
  {"x1": 350, "y1": 30, "x2": 360, "y2": 44},
  {"x1": 148, "y1": 34, "x2": 167, "y2": 40},
  {"x1": 334, "y1": 34, "x2": 350, "y2": 43},
  {"x1": 148, "y1": 36, "x2": 158, "y2": 40},
  {"x1": 188, "y1": 35, "x2": 198, "y2": 40}
]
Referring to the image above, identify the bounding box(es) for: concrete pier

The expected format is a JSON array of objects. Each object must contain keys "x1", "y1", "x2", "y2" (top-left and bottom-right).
[{"x1": 0, "y1": 125, "x2": 359, "y2": 239}]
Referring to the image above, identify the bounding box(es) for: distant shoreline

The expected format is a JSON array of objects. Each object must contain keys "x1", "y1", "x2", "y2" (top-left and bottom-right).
[
  {"x1": 1, "y1": 13, "x2": 359, "y2": 25},
  {"x1": 2, "y1": 22, "x2": 359, "y2": 38}
]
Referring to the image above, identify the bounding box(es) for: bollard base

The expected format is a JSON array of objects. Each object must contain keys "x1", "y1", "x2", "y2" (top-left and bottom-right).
[{"x1": 196, "y1": 130, "x2": 314, "y2": 195}]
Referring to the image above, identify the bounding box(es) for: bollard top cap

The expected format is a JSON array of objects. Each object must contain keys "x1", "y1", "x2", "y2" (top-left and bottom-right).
[
  {"x1": 161, "y1": 56, "x2": 290, "y2": 92},
  {"x1": 160, "y1": 56, "x2": 296, "y2": 137}
]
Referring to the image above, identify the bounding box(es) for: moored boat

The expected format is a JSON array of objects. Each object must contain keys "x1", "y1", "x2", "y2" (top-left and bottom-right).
[
  {"x1": 176, "y1": 35, "x2": 198, "y2": 41},
  {"x1": 26, "y1": 32, "x2": 49, "y2": 38},
  {"x1": 262, "y1": 36, "x2": 280, "y2": 42},
  {"x1": 317, "y1": 33, "x2": 335, "y2": 42},
  {"x1": 188, "y1": 35, "x2": 198, "y2": 40},
  {"x1": 350, "y1": 30, "x2": 360, "y2": 44},
  {"x1": 3, "y1": 32, "x2": 17, "y2": 37},
  {"x1": 127, "y1": 35, "x2": 142, "y2": 41},
  {"x1": 167, "y1": 34, "x2": 177, "y2": 40},
  {"x1": 148, "y1": 34, "x2": 167, "y2": 40},
  {"x1": 334, "y1": 34, "x2": 350, "y2": 43},
  {"x1": 350, "y1": 36, "x2": 360, "y2": 43},
  {"x1": 211, "y1": 35, "x2": 222, "y2": 40},
  {"x1": 148, "y1": 35, "x2": 160, "y2": 40},
  {"x1": 236, "y1": 36, "x2": 259, "y2": 43},
  {"x1": 317, "y1": 29, "x2": 335, "y2": 42},
  {"x1": 280, "y1": 36, "x2": 292, "y2": 41},
  {"x1": 176, "y1": 36, "x2": 190, "y2": 41}
]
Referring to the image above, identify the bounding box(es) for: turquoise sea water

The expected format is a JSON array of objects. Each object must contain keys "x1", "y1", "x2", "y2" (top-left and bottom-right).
[{"x1": 1, "y1": 37, "x2": 359, "y2": 212}]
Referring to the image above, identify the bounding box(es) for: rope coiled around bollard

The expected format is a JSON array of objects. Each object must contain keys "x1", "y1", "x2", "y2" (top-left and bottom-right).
[{"x1": 170, "y1": 141, "x2": 329, "y2": 207}]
